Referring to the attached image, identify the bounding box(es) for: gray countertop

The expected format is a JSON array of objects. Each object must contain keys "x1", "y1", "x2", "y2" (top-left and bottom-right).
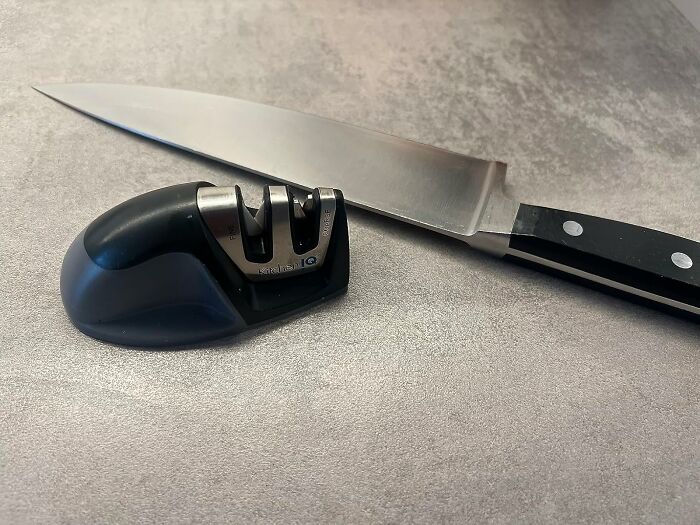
[{"x1": 1, "y1": 1, "x2": 699, "y2": 523}]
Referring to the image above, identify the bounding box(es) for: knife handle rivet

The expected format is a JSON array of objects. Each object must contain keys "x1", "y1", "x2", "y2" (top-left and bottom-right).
[
  {"x1": 671, "y1": 252, "x2": 693, "y2": 269},
  {"x1": 562, "y1": 220, "x2": 583, "y2": 237}
]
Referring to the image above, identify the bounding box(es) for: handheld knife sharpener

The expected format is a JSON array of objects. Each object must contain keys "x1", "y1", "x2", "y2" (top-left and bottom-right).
[{"x1": 60, "y1": 182, "x2": 350, "y2": 347}]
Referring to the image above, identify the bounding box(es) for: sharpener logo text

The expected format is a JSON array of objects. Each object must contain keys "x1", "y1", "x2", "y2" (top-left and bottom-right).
[
  {"x1": 258, "y1": 256, "x2": 317, "y2": 276},
  {"x1": 322, "y1": 210, "x2": 332, "y2": 236}
]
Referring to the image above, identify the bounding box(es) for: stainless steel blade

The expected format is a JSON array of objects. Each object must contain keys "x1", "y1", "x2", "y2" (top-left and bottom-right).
[{"x1": 34, "y1": 83, "x2": 519, "y2": 254}]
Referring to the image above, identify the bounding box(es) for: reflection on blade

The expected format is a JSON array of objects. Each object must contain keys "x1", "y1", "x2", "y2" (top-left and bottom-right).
[{"x1": 34, "y1": 83, "x2": 512, "y2": 239}]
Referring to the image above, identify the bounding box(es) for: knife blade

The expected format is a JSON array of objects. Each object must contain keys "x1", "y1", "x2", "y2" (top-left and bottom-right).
[{"x1": 34, "y1": 83, "x2": 699, "y2": 318}]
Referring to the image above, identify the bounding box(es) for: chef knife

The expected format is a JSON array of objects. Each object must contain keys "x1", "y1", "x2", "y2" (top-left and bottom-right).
[{"x1": 34, "y1": 83, "x2": 698, "y2": 318}]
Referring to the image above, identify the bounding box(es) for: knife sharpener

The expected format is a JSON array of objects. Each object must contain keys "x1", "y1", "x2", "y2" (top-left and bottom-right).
[{"x1": 60, "y1": 182, "x2": 349, "y2": 346}]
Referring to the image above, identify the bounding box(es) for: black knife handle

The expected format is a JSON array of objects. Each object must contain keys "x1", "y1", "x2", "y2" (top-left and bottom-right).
[{"x1": 505, "y1": 204, "x2": 699, "y2": 318}]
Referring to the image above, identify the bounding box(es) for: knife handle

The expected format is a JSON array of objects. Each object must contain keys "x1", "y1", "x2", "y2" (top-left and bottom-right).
[{"x1": 505, "y1": 204, "x2": 699, "y2": 318}]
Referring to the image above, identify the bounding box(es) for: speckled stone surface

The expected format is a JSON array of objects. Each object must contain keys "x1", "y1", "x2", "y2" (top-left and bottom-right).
[{"x1": 1, "y1": 1, "x2": 699, "y2": 523}]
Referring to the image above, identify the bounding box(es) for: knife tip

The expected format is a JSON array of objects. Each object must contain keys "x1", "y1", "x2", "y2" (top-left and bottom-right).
[{"x1": 32, "y1": 84, "x2": 59, "y2": 96}]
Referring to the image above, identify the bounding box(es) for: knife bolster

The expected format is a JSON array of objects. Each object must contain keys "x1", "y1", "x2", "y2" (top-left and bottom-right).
[{"x1": 467, "y1": 194, "x2": 520, "y2": 257}]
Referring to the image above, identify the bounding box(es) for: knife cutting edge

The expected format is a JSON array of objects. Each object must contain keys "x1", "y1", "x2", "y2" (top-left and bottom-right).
[{"x1": 34, "y1": 83, "x2": 699, "y2": 318}]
